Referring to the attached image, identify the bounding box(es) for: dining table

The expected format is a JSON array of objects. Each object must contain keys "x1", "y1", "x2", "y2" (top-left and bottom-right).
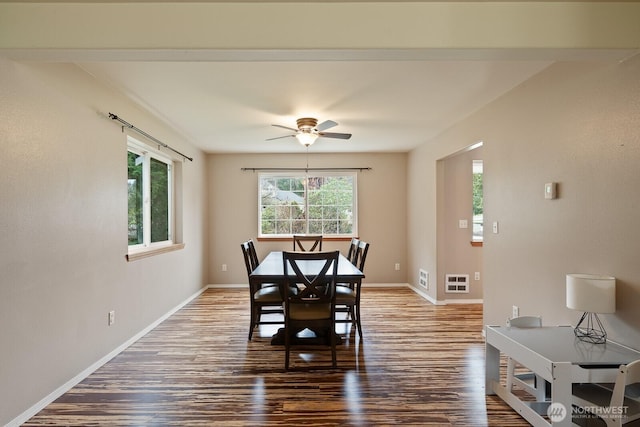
[{"x1": 249, "y1": 250, "x2": 365, "y2": 345}]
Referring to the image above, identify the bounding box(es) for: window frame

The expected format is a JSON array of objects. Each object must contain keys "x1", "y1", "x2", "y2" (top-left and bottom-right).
[
  {"x1": 127, "y1": 136, "x2": 175, "y2": 254},
  {"x1": 257, "y1": 171, "x2": 358, "y2": 238}
]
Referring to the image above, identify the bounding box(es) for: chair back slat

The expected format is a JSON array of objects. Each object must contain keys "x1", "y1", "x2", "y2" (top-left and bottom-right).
[
  {"x1": 354, "y1": 240, "x2": 370, "y2": 272},
  {"x1": 507, "y1": 316, "x2": 542, "y2": 328},
  {"x1": 240, "y1": 241, "x2": 254, "y2": 277},
  {"x1": 347, "y1": 238, "x2": 360, "y2": 264},
  {"x1": 609, "y1": 359, "x2": 640, "y2": 420},
  {"x1": 241, "y1": 239, "x2": 260, "y2": 276},
  {"x1": 293, "y1": 235, "x2": 323, "y2": 252},
  {"x1": 247, "y1": 239, "x2": 259, "y2": 270},
  {"x1": 626, "y1": 359, "x2": 640, "y2": 385},
  {"x1": 283, "y1": 251, "x2": 338, "y2": 304}
]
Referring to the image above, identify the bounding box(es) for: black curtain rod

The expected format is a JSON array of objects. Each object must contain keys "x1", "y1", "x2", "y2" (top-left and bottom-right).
[
  {"x1": 241, "y1": 167, "x2": 372, "y2": 172},
  {"x1": 109, "y1": 113, "x2": 193, "y2": 162}
]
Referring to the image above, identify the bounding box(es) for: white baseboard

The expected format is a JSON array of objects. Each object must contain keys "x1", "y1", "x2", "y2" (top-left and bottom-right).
[
  {"x1": 442, "y1": 298, "x2": 484, "y2": 304},
  {"x1": 409, "y1": 284, "x2": 444, "y2": 304},
  {"x1": 408, "y1": 284, "x2": 483, "y2": 305},
  {"x1": 8, "y1": 286, "x2": 208, "y2": 427}
]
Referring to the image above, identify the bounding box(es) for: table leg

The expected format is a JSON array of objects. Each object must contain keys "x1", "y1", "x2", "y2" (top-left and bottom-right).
[
  {"x1": 486, "y1": 341, "x2": 500, "y2": 395},
  {"x1": 271, "y1": 327, "x2": 342, "y2": 346},
  {"x1": 550, "y1": 362, "x2": 572, "y2": 426}
]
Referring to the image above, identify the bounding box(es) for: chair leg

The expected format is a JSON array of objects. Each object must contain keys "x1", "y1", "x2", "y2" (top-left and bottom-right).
[
  {"x1": 284, "y1": 324, "x2": 290, "y2": 370},
  {"x1": 355, "y1": 304, "x2": 363, "y2": 340},
  {"x1": 248, "y1": 304, "x2": 257, "y2": 341},
  {"x1": 330, "y1": 325, "x2": 337, "y2": 368}
]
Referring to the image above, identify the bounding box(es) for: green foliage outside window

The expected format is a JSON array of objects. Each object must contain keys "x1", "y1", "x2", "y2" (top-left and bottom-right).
[
  {"x1": 472, "y1": 160, "x2": 484, "y2": 241},
  {"x1": 473, "y1": 172, "x2": 483, "y2": 217},
  {"x1": 150, "y1": 158, "x2": 169, "y2": 243},
  {"x1": 260, "y1": 174, "x2": 355, "y2": 236},
  {"x1": 128, "y1": 151, "x2": 143, "y2": 245}
]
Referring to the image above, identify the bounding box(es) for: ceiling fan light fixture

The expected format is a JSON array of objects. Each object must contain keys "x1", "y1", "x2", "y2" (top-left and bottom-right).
[
  {"x1": 296, "y1": 131, "x2": 318, "y2": 147},
  {"x1": 268, "y1": 117, "x2": 349, "y2": 146}
]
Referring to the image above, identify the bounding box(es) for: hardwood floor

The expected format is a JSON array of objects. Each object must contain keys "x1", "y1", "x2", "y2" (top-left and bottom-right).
[{"x1": 25, "y1": 287, "x2": 528, "y2": 426}]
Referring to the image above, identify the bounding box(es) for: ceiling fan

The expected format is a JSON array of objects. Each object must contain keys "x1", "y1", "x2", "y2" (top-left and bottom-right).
[{"x1": 267, "y1": 117, "x2": 352, "y2": 147}]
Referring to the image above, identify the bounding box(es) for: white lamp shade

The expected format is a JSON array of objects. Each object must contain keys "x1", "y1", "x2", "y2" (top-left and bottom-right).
[
  {"x1": 296, "y1": 132, "x2": 318, "y2": 146},
  {"x1": 566, "y1": 273, "x2": 616, "y2": 314}
]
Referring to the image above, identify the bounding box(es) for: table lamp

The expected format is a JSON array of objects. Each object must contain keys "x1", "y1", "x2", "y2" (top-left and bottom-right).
[{"x1": 566, "y1": 273, "x2": 616, "y2": 344}]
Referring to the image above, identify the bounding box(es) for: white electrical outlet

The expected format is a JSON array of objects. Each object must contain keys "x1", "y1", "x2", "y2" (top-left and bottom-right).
[
  {"x1": 474, "y1": 272, "x2": 480, "y2": 281},
  {"x1": 395, "y1": 263, "x2": 400, "y2": 271},
  {"x1": 512, "y1": 305, "x2": 519, "y2": 319},
  {"x1": 222, "y1": 264, "x2": 227, "y2": 272},
  {"x1": 108, "y1": 310, "x2": 115, "y2": 326}
]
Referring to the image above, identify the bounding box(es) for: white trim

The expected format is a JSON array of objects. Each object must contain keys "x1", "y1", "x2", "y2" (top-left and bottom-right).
[
  {"x1": 7, "y1": 286, "x2": 208, "y2": 427},
  {"x1": 409, "y1": 284, "x2": 483, "y2": 305},
  {"x1": 409, "y1": 284, "x2": 444, "y2": 305},
  {"x1": 442, "y1": 298, "x2": 483, "y2": 304},
  {"x1": 126, "y1": 242, "x2": 185, "y2": 262}
]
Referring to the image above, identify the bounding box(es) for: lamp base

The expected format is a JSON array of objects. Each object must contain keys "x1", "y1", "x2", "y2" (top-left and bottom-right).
[{"x1": 574, "y1": 312, "x2": 607, "y2": 344}]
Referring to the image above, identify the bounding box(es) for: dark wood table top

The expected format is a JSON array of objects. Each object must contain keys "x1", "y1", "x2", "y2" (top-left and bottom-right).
[{"x1": 250, "y1": 251, "x2": 364, "y2": 283}]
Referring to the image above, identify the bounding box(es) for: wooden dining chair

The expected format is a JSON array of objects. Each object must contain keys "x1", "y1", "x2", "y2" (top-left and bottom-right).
[
  {"x1": 292, "y1": 234, "x2": 323, "y2": 252},
  {"x1": 336, "y1": 240, "x2": 369, "y2": 340},
  {"x1": 346, "y1": 237, "x2": 360, "y2": 264},
  {"x1": 241, "y1": 240, "x2": 284, "y2": 341},
  {"x1": 282, "y1": 250, "x2": 339, "y2": 370},
  {"x1": 247, "y1": 239, "x2": 260, "y2": 273}
]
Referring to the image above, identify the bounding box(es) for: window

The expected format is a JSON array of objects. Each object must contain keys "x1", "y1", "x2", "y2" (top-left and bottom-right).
[
  {"x1": 127, "y1": 137, "x2": 173, "y2": 250},
  {"x1": 472, "y1": 159, "x2": 483, "y2": 242},
  {"x1": 259, "y1": 172, "x2": 357, "y2": 237}
]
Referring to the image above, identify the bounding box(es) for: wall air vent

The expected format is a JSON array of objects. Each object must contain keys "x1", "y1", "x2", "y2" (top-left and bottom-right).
[
  {"x1": 445, "y1": 274, "x2": 469, "y2": 293},
  {"x1": 418, "y1": 269, "x2": 429, "y2": 290}
]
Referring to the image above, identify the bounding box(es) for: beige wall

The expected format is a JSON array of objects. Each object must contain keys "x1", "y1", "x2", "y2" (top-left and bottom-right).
[
  {"x1": 408, "y1": 57, "x2": 640, "y2": 347},
  {"x1": 0, "y1": 59, "x2": 208, "y2": 425},
  {"x1": 438, "y1": 146, "x2": 484, "y2": 301},
  {"x1": 207, "y1": 152, "x2": 407, "y2": 285}
]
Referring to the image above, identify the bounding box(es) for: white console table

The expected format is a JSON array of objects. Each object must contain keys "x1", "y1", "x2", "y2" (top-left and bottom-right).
[{"x1": 485, "y1": 325, "x2": 640, "y2": 426}]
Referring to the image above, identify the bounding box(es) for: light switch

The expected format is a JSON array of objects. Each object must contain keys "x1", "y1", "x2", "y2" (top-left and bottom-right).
[
  {"x1": 545, "y1": 182, "x2": 557, "y2": 199},
  {"x1": 492, "y1": 221, "x2": 499, "y2": 234},
  {"x1": 459, "y1": 219, "x2": 468, "y2": 229}
]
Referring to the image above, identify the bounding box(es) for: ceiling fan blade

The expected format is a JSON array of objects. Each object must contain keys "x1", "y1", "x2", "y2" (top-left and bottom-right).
[
  {"x1": 272, "y1": 124, "x2": 299, "y2": 132},
  {"x1": 266, "y1": 134, "x2": 296, "y2": 141},
  {"x1": 316, "y1": 120, "x2": 338, "y2": 131},
  {"x1": 318, "y1": 132, "x2": 352, "y2": 140}
]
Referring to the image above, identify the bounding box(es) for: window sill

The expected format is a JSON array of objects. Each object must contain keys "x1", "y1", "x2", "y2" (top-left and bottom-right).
[
  {"x1": 126, "y1": 243, "x2": 185, "y2": 262},
  {"x1": 257, "y1": 236, "x2": 354, "y2": 242},
  {"x1": 470, "y1": 241, "x2": 483, "y2": 247}
]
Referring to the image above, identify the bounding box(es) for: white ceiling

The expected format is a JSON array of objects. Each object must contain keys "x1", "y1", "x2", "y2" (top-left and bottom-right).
[{"x1": 78, "y1": 58, "x2": 554, "y2": 154}]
